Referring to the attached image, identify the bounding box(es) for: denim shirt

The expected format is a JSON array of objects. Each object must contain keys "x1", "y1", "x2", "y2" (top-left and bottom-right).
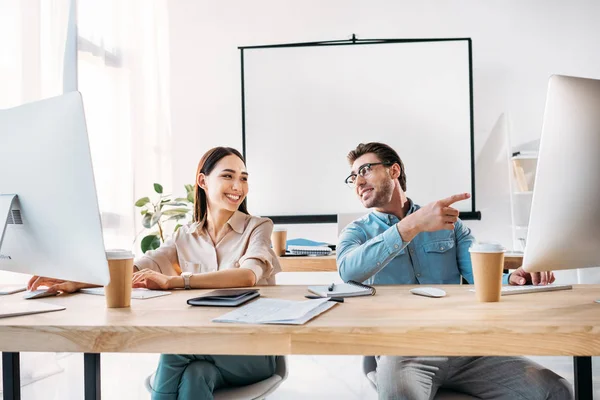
[{"x1": 337, "y1": 199, "x2": 510, "y2": 286}]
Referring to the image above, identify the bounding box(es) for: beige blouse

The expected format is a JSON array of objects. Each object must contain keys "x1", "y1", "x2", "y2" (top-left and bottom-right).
[{"x1": 134, "y1": 211, "x2": 282, "y2": 285}]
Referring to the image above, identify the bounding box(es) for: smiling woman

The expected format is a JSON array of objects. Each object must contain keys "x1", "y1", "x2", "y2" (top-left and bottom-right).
[{"x1": 131, "y1": 146, "x2": 283, "y2": 400}]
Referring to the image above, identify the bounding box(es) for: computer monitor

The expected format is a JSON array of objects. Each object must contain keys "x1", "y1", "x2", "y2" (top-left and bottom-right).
[
  {"x1": 523, "y1": 75, "x2": 600, "y2": 273},
  {"x1": 0, "y1": 92, "x2": 110, "y2": 285}
]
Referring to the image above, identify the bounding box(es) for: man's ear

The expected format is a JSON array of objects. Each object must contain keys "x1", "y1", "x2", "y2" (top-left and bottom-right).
[
  {"x1": 388, "y1": 163, "x2": 401, "y2": 179},
  {"x1": 197, "y1": 173, "x2": 207, "y2": 190}
]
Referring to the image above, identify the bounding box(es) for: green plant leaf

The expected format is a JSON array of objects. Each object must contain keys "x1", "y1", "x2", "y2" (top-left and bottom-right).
[
  {"x1": 163, "y1": 202, "x2": 188, "y2": 207},
  {"x1": 154, "y1": 183, "x2": 163, "y2": 194},
  {"x1": 162, "y1": 208, "x2": 190, "y2": 216},
  {"x1": 184, "y1": 184, "x2": 194, "y2": 193},
  {"x1": 150, "y1": 211, "x2": 162, "y2": 227},
  {"x1": 141, "y1": 235, "x2": 161, "y2": 253},
  {"x1": 135, "y1": 197, "x2": 151, "y2": 207},
  {"x1": 174, "y1": 224, "x2": 182, "y2": 232},
  {"x1": 140, "y1": 210, "x2": 148, "y2": 215},
  {"x1": 174, "y1": 197, "x2": 189, "y2": 203},
  {"x1": 142, "y1": 213, "x2": 153, "y2": 228},
  {"x1": 187, "y1": 191, "x2": 195, "y2": 203},
  {"x1": 166, "y1": 214, "x2": 188, "y2": 222},
  {"x1": 160, "y1": 199, "x2": 171, "y2": 204}
]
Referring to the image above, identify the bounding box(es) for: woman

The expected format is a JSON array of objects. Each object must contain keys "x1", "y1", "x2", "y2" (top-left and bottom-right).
[{"x1": 29, "y1": 147, "x2": 282, "y2": 400}]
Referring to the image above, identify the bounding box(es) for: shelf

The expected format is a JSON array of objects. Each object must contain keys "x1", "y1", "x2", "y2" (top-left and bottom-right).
[{"x1": 511, "y1": 155, "x2": 538, "y2": 160}]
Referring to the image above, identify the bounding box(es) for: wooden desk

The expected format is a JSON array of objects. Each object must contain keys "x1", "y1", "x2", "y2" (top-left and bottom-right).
[
  {"x1": 279, "y1": 254, "x2": 524, "y2": 272},
  {"x1": 1, "y1": 285, "x2": 597, "y2": 399}
]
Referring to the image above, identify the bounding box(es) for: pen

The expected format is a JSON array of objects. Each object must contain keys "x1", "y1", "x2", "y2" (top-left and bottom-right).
[
  {"x1": 305, "y1": 295, "x2": 344, "y2": 303},
  {"x1": 328, "y1": 283, "x2": 335, "y2": 291}
]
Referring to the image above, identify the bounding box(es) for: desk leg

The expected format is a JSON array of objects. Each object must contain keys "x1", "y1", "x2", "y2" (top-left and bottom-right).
[
  {"x1": 574, "y1": 356, "x2": 593, "y2": 400},
  {"x1": 2, "y1": 352, "x2": 20, "y2": 400},
  {"x1": 84, "y1": 353, "x2": 101, "y2": 400}
]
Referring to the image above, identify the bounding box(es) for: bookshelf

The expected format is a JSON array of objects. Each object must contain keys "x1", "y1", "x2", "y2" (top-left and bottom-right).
[{"x1": 509, "y1": 150, "x2": 538, "y2": 252}]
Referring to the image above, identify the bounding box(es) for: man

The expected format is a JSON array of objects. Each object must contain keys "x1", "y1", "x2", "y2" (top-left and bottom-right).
[{"x1": 337, "y1": 142, "x2": 572, "y2": 400}]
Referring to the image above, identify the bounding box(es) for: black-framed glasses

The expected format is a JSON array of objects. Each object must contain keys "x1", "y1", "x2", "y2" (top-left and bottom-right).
[{"x1": 345, "y1": 162, "x2": 392, "y2": 188}]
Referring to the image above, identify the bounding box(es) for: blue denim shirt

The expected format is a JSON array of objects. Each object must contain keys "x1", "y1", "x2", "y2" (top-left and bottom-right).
[{"x1": 337, "y1": 199, "x2": 510, "y2": 285}]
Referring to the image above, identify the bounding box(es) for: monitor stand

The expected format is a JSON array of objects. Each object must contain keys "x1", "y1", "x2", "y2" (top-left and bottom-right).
[{"x1": 0, "y1": 194, "x2": 19, "y2": 250}]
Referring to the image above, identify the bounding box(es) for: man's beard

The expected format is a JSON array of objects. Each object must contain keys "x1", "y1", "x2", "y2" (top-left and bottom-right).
[{"x1": 362, "y1": 179, "x2": 394, "y2": 208}]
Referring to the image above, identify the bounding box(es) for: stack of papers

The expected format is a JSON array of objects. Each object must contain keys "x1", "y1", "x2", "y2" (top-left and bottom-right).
[{"x1": 213, "y1": 298, "x2": 336, "y2": 325}]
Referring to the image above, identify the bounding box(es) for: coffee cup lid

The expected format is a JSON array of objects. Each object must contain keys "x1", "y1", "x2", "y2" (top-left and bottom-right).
[
  {"x1": 469, "y1": 242, "x2": 506, "y2": 253},
  {"x1": 273, "y1": 226, "x2": 287, "y2": 232},
  {"x1": 105, "y1": 249, "x2": 134, "y2": 260}
]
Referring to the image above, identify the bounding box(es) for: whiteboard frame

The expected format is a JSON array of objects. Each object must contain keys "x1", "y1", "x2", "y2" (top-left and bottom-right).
[{"x1": 239, "y1": 36, "x2": 480, "y2": 223}]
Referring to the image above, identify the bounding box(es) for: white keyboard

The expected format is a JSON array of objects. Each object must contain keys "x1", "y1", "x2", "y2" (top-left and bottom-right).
[{"x1": 500, "y1": 284, "x2": 572, "y2": 295}]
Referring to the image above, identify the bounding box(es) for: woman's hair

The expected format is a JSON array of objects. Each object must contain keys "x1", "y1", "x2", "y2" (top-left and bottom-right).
[{"x1": 193, "y1": 147, "x2": 249, "y2": 223}]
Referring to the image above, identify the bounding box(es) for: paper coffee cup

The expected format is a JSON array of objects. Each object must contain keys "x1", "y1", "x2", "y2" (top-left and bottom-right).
[
  {"x1": 271, "y1": 227, "x2": 287, "y2": 257},
  {"x1": 469, "y1": 242, "x2": 506, "y2": 302},
  {"x1": 105, "y1": 249, "x2": 134, "y2": 308}
]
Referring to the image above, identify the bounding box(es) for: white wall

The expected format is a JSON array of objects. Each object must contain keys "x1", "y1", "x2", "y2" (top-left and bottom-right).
[{"x1": 167, "y1": 0, "x2": 600, "y2": 247}]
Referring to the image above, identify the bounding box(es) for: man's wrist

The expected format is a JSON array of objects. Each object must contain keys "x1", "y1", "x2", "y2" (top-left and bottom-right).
[
  {"x1": 396, "y1": 215, "x2": 420, "y2": 242},
  {"x1": 168, "y1": 276, "x2": 184, "y2": 289}
]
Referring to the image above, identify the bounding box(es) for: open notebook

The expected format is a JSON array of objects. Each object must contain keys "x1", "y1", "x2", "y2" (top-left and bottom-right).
[
  {"x1": 308, "y1": 280, "x2": 376, "y2": 298},
  {"x1": 213, "y1": 298, "x2": 336, "y2": 325},
  {"x1": 79, "y1": 287, "x2": 171, "y2": 299}
]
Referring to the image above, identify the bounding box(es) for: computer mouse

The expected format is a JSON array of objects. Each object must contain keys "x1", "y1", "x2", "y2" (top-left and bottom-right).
[{"x1": 410, "y1": 287, "x2": 446, "y2": 298}]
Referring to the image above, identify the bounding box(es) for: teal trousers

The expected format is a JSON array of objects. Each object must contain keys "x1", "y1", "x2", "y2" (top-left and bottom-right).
[{"x1": 151, "y1": 354, "x2": 276, "y2": 400}]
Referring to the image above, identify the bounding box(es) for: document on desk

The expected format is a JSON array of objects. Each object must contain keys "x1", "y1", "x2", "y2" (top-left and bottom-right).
[{"x1": 213, "y1": 298, "x2": 337, "y2": 325}]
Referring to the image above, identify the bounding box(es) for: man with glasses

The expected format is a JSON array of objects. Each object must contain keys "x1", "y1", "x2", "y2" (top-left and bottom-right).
[{"x1": 338, "y1": 142, "x2": 571, "y2": 400}]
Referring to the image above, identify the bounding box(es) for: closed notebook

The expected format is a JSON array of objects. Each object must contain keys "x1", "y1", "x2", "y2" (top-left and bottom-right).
[
  {"x1": 307, "y1": 280, "x2": 376, "y2": 298},
  {"x1": 288, "y1": 245, "x2": 332, "y2": 256},
  {"x1": 187, "y1": 289, "x2": 260, "y2": 307}
]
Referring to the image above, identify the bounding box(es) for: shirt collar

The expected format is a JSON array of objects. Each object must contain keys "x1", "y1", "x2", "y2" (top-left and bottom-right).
[
  {"x1": 227, "y1": 210, "x2": 247, "y2": 234},
  {"x1": 371, "y1": 198, "x2": 416, "y2": 225}
]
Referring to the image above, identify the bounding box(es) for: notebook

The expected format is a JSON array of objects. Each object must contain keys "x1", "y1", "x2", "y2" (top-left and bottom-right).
[
  {"x1": 307, "y1": 280, "x2": 376, "y2": 298},
  {"x1": 0, "y1": 285, "x2": 27, "y2": 295},
  {"x1": 79, "y1": 287, "x2": 171, "y2": 299},
  {"x1": 288, "y1": 245, "x2": 333, "y2": 256},
  {"x1": 187, "y1": 289, "x2": 260, "y2": 307},
  {"x1": 212, "y1": 297, "x2": 336, "y2": 325},
  {"x1": 0, "y1": 301, "x2": 65, "y2": 319}
]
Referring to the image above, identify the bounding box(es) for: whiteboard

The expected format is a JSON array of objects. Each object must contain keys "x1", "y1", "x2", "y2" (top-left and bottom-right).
[{"x1": 242, "y1": 40, "x2": 474, "y2": 219}]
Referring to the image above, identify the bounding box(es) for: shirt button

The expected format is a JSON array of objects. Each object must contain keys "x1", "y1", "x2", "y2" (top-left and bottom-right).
[
  {"x1": 416, "y1": 273, "x2": 421, "y2": 277},
  {"x1": 394, "y1": 244, "x2": 399, "y2": 249},
  {"x1": 410, "y1": 248, "x2": 414, "y2": 254},
  {"x1": 440, "y1": 246, "x2": 445, "y2": 250},
  {"x1": 377, "y1": 262, "x2": 381, "y2": 266}
]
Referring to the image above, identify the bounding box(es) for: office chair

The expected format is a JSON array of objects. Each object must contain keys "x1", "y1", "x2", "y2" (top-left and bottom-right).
[
  {"x1": 144, "y1": 355, "x2": 287, "y2": 400},
  {"x1": 362, "y1": 356, "x2": 480, "y2": 400}
]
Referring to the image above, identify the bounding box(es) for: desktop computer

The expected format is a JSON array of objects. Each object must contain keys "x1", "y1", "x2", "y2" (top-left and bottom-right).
[
  {"x1": 0, "y1": 92, "x2": 110, "y2": 286},
  {"x1": 523, "y1": 75, "x2": 600, "y2": 274}
]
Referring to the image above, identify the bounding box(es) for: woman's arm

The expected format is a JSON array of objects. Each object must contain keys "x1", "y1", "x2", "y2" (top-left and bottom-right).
[
  {"x1": 132, "y1": 267, "x2": 256, "y2": 290},
  {"x1": 175, "y1": 268, "x2": 256, "y2": 289}
]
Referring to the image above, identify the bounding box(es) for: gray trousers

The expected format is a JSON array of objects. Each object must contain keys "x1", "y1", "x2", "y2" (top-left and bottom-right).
[
  {"x1": 151, "y1": 354, "x2": 276, "y2": 400},
  {"x1": 376, "y1": 356, "x2": 573, "y2": 400}
]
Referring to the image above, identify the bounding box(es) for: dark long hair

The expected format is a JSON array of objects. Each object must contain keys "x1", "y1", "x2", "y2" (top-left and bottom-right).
[{"x1": 193, "y1": 147, "x2": 249, "y2": 224}]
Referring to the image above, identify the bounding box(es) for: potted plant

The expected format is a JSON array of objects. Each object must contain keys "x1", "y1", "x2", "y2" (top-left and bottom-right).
[{"x1": 134, "y1": 183, "x2": 195, "y2": 253}]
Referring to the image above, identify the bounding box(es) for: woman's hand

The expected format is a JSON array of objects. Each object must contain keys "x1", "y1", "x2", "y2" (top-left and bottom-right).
[
  {"x1": 132, "y1": 269, "x2": 175, "y2": 290},
  {"x1": 27, "y1": 276, "x2": 92, "y2": 294}
]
